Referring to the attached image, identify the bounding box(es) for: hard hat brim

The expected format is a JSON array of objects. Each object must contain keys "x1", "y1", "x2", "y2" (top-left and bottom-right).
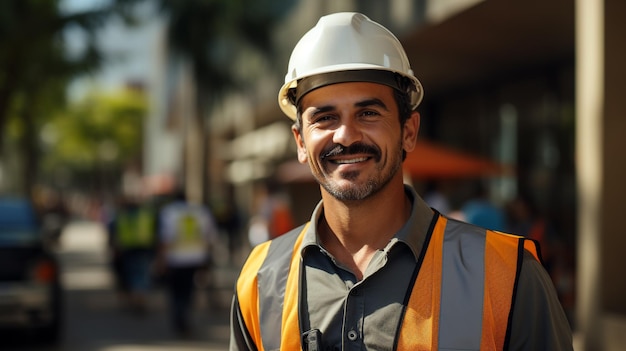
[{"x1": 278, "y1": 66, "x2": 423, "y2": 120}]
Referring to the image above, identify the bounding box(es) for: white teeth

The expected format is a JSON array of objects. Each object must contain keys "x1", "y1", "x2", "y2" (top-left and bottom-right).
[{"x1": 334, "y1": 157, "x2": 368, "y2": 164}]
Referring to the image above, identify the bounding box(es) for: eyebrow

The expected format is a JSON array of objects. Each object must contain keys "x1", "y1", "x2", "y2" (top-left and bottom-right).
[
  {"x1": 309, "y1": 105, "x2": 335, "y2": 117},
  {"x1": 309, "y1": 98, "x2": 390, "y2": 117},
  {"x1": 355, "y1": 98, "x2": 389, "y2": 111}
]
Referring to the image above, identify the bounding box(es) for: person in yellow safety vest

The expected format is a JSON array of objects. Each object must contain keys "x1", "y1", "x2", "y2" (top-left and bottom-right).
[
  {"x1": 230, "y1": 12, "x2": 573, "y2": 351},
  {"x1": 108, "y1": 196, "x2": 157, "y2": 312},
  {"x1": 157, "y1": 190, "x2": 219, "y2": 337}
]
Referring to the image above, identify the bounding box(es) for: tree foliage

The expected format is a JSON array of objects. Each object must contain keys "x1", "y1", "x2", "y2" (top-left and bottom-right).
[
  {"x1": 41, "y1": 87, "x2": 147, "y2": 172},
  {"x1": 0, "y1": 0, "x2": 141, "y2": 195}
]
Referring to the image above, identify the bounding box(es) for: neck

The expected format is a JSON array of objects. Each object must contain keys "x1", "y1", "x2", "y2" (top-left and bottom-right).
[{"x1": 318, "y1": 181, "x2": 411, "y2": 279}]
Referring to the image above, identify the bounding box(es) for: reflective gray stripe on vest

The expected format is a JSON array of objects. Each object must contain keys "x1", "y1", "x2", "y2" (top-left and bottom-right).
[
  {"x1": 438, "y1": 220, "x2": 486, "y2": 350},
  {"x1": 257, "y1": 226, "x2": 303, "y2": 351}
]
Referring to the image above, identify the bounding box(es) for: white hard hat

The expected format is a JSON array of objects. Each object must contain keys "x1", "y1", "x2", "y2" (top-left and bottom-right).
[{"x1": 278, "y1": 12, "x2": 424, "y2": 120}]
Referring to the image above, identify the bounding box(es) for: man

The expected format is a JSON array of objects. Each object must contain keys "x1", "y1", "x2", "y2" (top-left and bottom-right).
[
  {"x1": 230, "y1": 12, "x2": 573, "y2": 350},
  {"x1": 157, "y1": 190, "x2": 218, "y2": 336},
  {"x1": 107, "y1": 194, "x2": 157, "y2": 312}
]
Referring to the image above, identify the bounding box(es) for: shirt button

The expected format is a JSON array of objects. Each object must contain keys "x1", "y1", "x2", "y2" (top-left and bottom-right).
[{"x1": 347, "y1": 330, "x2": 358, "y2": 341}]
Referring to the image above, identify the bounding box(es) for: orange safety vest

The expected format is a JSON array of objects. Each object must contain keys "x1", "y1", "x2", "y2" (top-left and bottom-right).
[{"x1": 235, "y1": 215, "x2": 540, "y2": 351}]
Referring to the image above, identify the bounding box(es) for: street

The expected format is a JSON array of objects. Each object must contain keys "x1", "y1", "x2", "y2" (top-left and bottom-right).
[{"x1": 4, "y1": 221, "x2": 235, "y2": 351}]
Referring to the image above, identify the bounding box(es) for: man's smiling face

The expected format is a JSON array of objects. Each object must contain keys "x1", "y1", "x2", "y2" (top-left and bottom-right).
[{"x1": 292, "y1": 82, "x2": 408, "y2": 201}]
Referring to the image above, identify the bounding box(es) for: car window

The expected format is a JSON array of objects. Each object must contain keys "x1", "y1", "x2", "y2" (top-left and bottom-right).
[{"x1": 0, "y1": 198, "x2": 40, "y2": 245}]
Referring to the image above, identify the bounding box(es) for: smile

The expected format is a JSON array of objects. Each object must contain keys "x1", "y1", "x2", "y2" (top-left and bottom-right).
[{"x1": 331, "y1": 156, "x2": 370, "y2": 164}]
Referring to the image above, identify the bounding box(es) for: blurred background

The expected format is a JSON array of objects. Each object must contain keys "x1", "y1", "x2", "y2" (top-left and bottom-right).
[{"x1": 0, "y1": 0, "x2": 624, "y2": 350}]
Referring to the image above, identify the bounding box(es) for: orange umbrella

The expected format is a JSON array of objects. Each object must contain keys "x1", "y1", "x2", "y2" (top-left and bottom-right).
[{"x1": 403, "y1": 140, "x2": 512, "y2": 179}]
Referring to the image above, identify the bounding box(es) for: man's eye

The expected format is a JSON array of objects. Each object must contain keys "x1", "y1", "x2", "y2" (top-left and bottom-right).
[
  {"x1": 360, "y1": 110, "x2": 380, "y2": 117},
  {"x1": 314, "y1": 115, "x2": 335, "y2": 123}
]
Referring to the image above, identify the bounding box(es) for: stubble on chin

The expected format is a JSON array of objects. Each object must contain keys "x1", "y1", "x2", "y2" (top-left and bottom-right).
[
  {"x1": 320, "y1": 170, "x2": 381, "y2": 201},
  {"x1": 318, "y1": 152, "x2": 403, "y2": 202}
]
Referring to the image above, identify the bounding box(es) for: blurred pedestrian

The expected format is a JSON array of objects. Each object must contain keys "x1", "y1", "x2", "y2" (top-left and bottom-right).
[
  {"x1": 157, "y1": 190, "x2": 218, "y2": 336},
  {"x1": 230, "y1": 12, "x2": 572, "y2": 350},
  {"x1": 37, "y1": 188, "x2": 70, "y2": 247},
  {"x1": 247, "y1": 181, "x2": 295, "y2": 246},
  {"x1": 107, "y1": 194, "x2": 157, "y2": 313},
  {"x1": 262, "y1": 183, "x2": 295, "y2": 240},
  {"x1": 423, "y1": 180, "x2": 452, "y2": 215},
  {"x1": 213, "y1": 196, "x2": 243, "y2": 265},
  {"x1": 506, "y1": 194, "x2": 555, "y2": 267},
  {"x1": 461, "y1": 180, "x2": 506, "y2": 231},
  {"x1": 247, "y1": 215, "x2": 269, "y2": 248},
  {"x1": 506, "y1": 194, "x2": 576, "y2": 325}
]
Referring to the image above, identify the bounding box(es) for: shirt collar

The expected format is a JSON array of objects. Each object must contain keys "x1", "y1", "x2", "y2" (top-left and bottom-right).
[{"x1": 299, "y1": 185, "x2": 435, "y2": 261}]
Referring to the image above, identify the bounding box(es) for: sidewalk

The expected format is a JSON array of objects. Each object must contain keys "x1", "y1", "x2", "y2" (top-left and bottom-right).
[{"x1": 56, "y1": 220, "x2": 241, "y2": 351}]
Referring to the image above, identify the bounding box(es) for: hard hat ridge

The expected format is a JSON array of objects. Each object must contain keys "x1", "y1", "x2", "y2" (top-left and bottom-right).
[{"x1": 278, "y1": 12, "x2": 423, "y2": 120}]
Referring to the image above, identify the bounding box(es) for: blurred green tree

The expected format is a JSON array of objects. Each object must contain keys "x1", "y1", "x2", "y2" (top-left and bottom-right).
[
  {"x1": 39, "y1": 87, "x2": 147, "y2": 193},
  {"x1": 0, "y1": 0, "x2": 140, "y2": 197}
]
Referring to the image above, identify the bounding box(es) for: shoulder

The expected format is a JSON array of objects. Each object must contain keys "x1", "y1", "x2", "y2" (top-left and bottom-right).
[
  {"x1": 517, "y1": 252, "x2": 559, "y2": 297},
  {"x1": 236, "y1": 224, "x2": 306, "y2": 298},
  {"x1": 256, "y1": 224, "x2": 305, "y2": 268},
  {"x1": 240, "y1": 224, "x2": 305, "y2": 273},
  {"x1": 244, "y1": 226, "x2": 302, "y2": 269},
  {"x1": 269, "y1": 224, "x2": 304, "y2": 247},
  {"x1": 508, "y1": 252, "x2": 573, "y2": 349}
]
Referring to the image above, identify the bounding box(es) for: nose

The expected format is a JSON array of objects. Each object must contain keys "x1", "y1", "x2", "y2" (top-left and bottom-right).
[{"x1": 333, "y1": 119, "x2": 362, "y2": 146}]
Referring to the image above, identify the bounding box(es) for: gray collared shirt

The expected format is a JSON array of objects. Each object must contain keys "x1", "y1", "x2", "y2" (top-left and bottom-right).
[{"x1": 297, "y1": 186, "x2": 433, "y2": 350}]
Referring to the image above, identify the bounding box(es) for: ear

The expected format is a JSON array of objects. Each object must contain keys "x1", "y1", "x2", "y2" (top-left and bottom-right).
[
  {"x1": 402, "y1": 111, "x2": 420, "y2": 153},
  {"x1": 291, "y1": 125, "x2": 308, "y2": 164}
]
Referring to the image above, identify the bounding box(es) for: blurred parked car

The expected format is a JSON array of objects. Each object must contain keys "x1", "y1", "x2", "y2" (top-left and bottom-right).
[{"x1": 0, "y1": 197, "x2": 62, "y2": 343}]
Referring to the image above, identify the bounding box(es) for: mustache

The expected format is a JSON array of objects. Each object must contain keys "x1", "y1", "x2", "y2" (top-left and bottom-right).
[{"x1": 320, "y1": 143, "x2": 381, "y2": 161}]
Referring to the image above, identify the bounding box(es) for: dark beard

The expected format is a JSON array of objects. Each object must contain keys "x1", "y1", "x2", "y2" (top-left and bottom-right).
[{"x1": 318, "y1": 141, "x2": 403, "y2": 201}]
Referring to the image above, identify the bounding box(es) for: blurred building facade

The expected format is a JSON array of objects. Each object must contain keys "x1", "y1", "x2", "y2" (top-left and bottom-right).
[{"x1": 142, "y1": 0, "x2": 625, "y2": 349}]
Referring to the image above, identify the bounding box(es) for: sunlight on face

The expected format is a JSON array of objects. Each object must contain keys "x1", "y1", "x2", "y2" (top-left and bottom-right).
[{"x1": 295, "y1": 82, "x2": 406, "y2": 201}]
